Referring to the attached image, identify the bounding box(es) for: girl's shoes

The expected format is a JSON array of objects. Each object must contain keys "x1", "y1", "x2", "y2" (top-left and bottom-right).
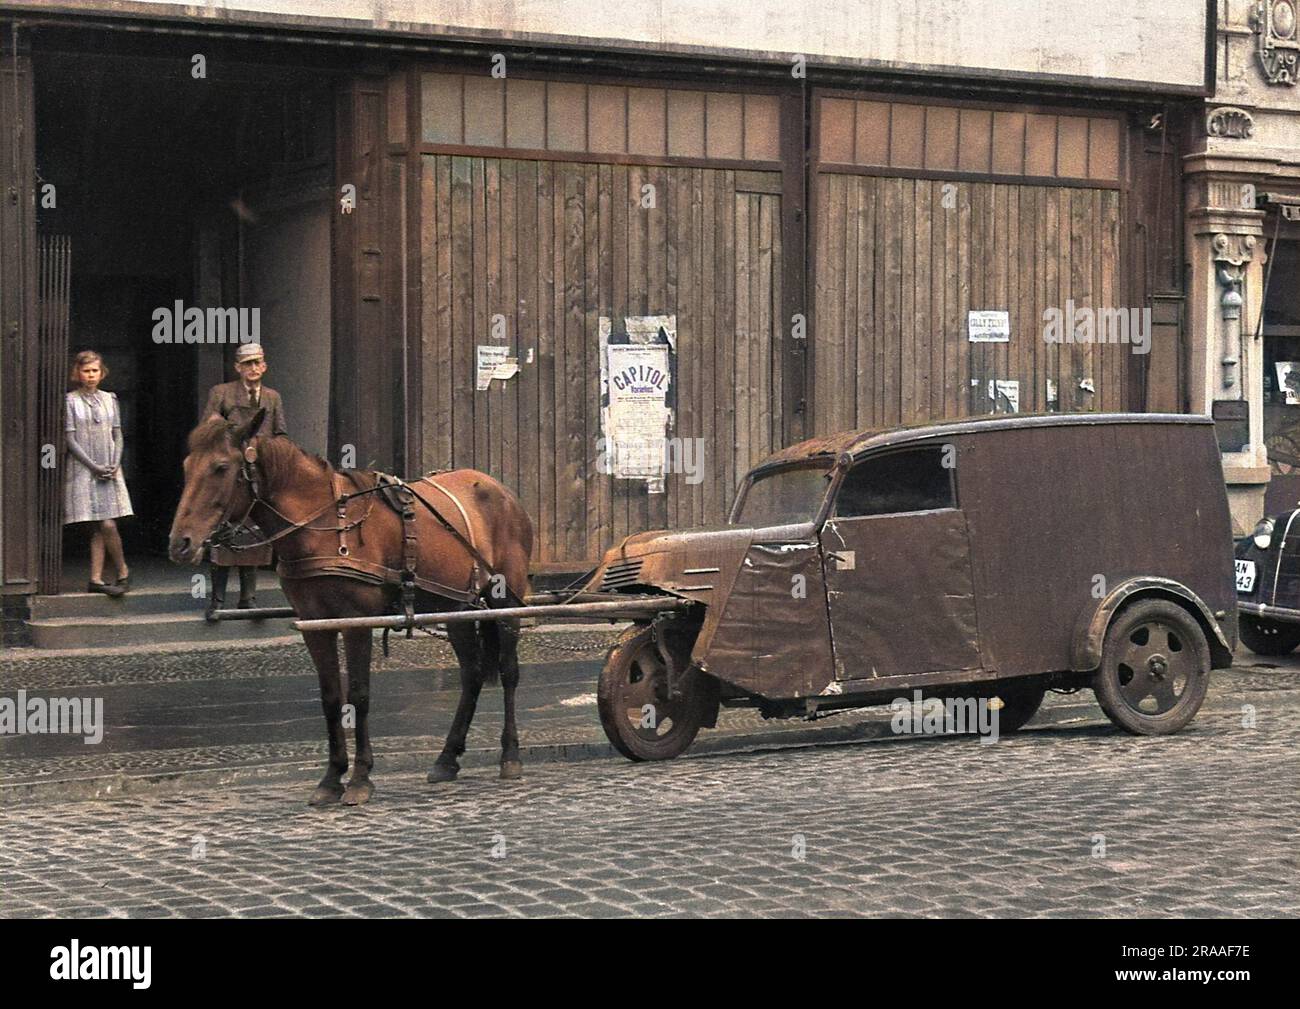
[
  {"x1": 115, "y1": 573, "x2": 131, "y2": 593},
  {"x1": 87, "y1": 580, "x2": 125, "y2": 598}
]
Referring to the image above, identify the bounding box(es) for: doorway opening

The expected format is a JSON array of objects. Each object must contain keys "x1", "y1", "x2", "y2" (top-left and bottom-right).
[{"x1": 33, "y1": 35, "x2": 336, "y2": 592}]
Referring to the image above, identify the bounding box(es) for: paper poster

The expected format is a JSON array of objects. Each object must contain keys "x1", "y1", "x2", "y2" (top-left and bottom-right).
[
  {"x1": 968, "y1": 310, "x2": 1011, "y2": 343},
  {"x1": 987, "y1": 379, "x2": 1020, "y2": 414},
  {"x1": 1276, "y1": 362, "x2": 1300, "y2": 405},
  {"x1": 606, "y1": 343, "x2": 671, "y2": 480},
  {"x1": 476, "y1": 345, "x2": 518, "y2": 391},
  {"x1": 625, "y1": 314, "x2": 677, "y2": 350},
  {"x1": 600, "y1": 316, "x2": 676, "y2": 491}
]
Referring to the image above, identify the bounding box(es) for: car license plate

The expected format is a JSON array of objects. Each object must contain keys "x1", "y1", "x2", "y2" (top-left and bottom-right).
[{"x1": 1236, "y1": 559, "x2": 1257, "y2": 593}]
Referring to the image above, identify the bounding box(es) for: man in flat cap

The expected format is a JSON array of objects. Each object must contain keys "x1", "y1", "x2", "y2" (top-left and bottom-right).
[{"x1": 201, "y1": 342, "x2": 288, "y2": 617}]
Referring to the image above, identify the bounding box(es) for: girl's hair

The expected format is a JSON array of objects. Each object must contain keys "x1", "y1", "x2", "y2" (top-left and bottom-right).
[{"x1": 68, "y1": 350, "x2": 109, "y2": 388}]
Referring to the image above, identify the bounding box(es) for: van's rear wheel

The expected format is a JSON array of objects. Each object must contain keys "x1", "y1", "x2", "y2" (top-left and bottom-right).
[
  {"x1": 1093, "y1": 600, "x2": 1210, "y2": 735},
  {"x1": 597, "y1": 624, "x2": 716, "y2": 762},
  {"x1": 1239, "y1": 614, "x2": 1300, "y2": 656}
]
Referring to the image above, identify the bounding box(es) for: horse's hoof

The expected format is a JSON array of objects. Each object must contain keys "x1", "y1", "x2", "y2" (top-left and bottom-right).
[
  {"x1": 342, "y1": 779, "x2": 374, "y2": 806},
  {"x1": 427, "y1": 763, "x2": 459, "y2": 784},
  {"x1": 308, "y1": 784, "x2": 344, "y2": 807},
  {"x1": 499, "y1": 760, "x2": 524, "y2": 780}
]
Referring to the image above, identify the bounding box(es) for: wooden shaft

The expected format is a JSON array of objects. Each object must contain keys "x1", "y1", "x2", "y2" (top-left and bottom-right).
[
  {"x1": 292, "y1": 596, "x2": 690, "y2": 632},
  {"x1": 209, "y1": 607, "x2": 296, "y2": 620}
]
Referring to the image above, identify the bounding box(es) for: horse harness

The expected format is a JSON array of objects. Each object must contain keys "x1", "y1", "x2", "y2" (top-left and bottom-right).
[{"x1": 210, "y1": 442, "x2": 515, "y2": 632}]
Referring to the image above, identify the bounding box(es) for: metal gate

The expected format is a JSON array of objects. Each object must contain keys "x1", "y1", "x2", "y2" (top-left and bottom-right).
[{"x1": 37, "y1": 234, "x2": 71, "y2": 594}]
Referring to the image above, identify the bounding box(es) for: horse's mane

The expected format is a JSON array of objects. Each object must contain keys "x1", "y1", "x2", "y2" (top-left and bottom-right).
[
  {"x1": 186, "y1": 418, "x2": 333, "y2": 494},
  {"x1": 257, "y1": 435, "x2": 332, "y2": 494}
]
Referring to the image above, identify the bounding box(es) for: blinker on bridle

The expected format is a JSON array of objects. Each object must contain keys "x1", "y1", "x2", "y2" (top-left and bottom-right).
[
  {"x1": 203, "y1": 441, "x2": 262, "y2": 551},
  {"x1": 202, "y1": 438, "x2": 379, "y2": 557}
]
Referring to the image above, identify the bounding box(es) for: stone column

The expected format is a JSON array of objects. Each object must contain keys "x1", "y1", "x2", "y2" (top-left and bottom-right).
[{"x1": 1184, "y1": 155, "x2": 1270, "y2": 534}]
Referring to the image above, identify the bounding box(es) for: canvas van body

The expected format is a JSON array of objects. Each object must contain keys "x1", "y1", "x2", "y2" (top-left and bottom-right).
[{"x1": 588, "y1": 413, "x2": 1237, "y2": 760}]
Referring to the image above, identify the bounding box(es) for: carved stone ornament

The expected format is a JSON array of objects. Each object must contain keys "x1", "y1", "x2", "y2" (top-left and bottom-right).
[
  {"x1": 1212, "y1": 233, "x2": 1258, "y2": 267},
  {"x1": 1251, "y1": 0, "x2": 1300, "y2": 85},
  {"x1": 1206, "y1": 106, "x2": 1255, "y2": 139}
]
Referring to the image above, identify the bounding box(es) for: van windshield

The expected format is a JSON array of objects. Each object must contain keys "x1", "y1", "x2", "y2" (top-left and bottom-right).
[{"x1": 734, "y1": 462, "x2": 834, "y2": 527}]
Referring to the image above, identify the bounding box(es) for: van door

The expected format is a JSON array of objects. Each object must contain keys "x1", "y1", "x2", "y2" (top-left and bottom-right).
[{"x1": 820, "y1": 446, "x2": 983, "y2": 681}]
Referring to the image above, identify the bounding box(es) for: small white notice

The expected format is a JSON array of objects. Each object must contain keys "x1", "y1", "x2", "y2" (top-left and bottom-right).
[
  {"x1": 986, "y1": 379, "x2": 1020, "y2": 414},
  {"x1": 476, "y1": 345, "x2": 519, "y2": 391},
  {"x1": 968, "y1": 310, "x2": 1011, "y2": 343},
  {"x1": 1276, "y1": 362, "x2": 1300, "y2": 405}
]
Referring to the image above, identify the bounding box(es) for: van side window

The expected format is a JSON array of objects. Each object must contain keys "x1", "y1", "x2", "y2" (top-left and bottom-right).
[{"x1": 835, "y1": 447, "x2": 955, "y2": 518}]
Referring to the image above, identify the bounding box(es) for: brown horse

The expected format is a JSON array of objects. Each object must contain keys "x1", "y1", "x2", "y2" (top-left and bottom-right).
[{"x1": 167, "y1": 409, "x2": 534, "y2": 806}]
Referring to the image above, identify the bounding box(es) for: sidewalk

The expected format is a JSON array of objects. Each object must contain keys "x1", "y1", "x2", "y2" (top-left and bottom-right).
[{"x1": 3, "y1": 629, "x2": 1298, "y2": 804}]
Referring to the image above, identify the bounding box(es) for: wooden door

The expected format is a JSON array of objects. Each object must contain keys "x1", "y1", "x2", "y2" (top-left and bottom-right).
[
  {"x1": 418, "y1": 156, "x2": 786, "y2": 566},
  {"x1": 812, "y1": 93, "x2": 1131, "y2": 435},
  {"x1": 0, "y1": 47, "x2": 39, "y2": 596}
]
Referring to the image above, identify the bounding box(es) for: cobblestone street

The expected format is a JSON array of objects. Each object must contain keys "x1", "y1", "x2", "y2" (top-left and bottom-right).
[{"x1": 2, "y1": 654, "x2": 1297, "y2": 918}]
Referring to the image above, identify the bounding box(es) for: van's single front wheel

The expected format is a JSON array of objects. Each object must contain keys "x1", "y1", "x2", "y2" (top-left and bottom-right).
[
  {"x1": 597, "y1": 625, "x2": 716, "y2": 761},
  {"x1": 1093, "y1": 600, "x2": 1210, "y2": 735}
]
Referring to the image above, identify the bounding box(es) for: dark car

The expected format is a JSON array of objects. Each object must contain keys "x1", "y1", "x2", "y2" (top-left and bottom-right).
[
  {"x1": 1233, "y1": 505, "x2": 1300, "y2": 654},
  {"x1": 588, "y1": 413, "x2": 1238, "y2": 760}
]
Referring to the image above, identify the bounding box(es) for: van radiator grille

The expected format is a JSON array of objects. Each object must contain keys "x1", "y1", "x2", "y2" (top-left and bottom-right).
[{"x1": 601, "y1": 560, "x2": 644, "y2": 591}]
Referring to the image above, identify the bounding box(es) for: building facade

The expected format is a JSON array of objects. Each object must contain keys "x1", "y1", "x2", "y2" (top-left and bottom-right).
[
  {"x1": 1186, "y1": 1, "x2": 1300, "y2": 531},
  {"x1": 1, "y1": 1, "x2": 1216, "y2": 625}
]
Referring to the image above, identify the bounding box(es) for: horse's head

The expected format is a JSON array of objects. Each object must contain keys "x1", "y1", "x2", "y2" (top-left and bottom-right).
[{"x1": 168, "y1": 408, "x2": 266, "y2": 564}]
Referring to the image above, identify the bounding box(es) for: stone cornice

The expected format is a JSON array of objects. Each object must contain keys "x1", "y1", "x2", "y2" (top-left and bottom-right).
[
  {"x1": 1183, "y1": 153, "x2": 1283, "y2": 176},
  {"x1": 1187, "y1": 207, "x2": 1266, "y2": 236}
]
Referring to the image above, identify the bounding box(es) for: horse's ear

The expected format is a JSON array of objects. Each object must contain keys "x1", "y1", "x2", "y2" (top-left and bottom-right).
[{"x1": 231, "y1": 407, "x2": 267, "y2": 447}]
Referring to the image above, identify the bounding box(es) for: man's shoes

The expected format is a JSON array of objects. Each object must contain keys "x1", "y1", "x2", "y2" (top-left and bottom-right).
[
  {"x1": 207, "y1": 564, "x2": 229, "y2": 621},
  {"x1": 87, "y1": 580, "x2": 125, "y2": 598},
  {"x1": 237, "y1": 567, "x2": 257, "y2": 610}
]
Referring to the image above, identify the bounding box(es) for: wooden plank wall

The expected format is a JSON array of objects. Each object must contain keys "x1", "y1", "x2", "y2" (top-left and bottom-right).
[
  {"x1": 0, "y1": 51, "x2": 39, "y2": 595},
  {"x1": 332, "y1": 78, "x2": 398, "y2": 471},
  {"x1": 420, "y1": 155, "x2": 783, "y2": 566},
  {"x1": 813, "y1": 175, "x2": 1124, "y2": 434}
]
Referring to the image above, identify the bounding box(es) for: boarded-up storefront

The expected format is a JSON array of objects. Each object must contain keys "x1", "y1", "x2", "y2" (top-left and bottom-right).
[
  {"x1": 811, "y1": 93, "x2": 1173, "y2": 434},
  {"x1": 407, "y1": 73, "x2": 798, "y2": 566}
]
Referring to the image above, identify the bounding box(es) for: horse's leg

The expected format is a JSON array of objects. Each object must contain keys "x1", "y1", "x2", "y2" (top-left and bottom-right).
[
  {"x1": 341, "y1": 628, "x2": 375, "y2": 806},
  {"x1": 497, "y1": 618, "x2": 524, "y2": 780},
  {"x1": 302, "y1": 629, "x2": 348, "y2": 806},
  {"x1": 428, "y1": 622, "x2": 485, "y2": 784}
]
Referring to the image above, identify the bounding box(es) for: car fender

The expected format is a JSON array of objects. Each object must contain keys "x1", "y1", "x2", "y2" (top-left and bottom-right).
[{"x1": 1072, "y1": 577, "x2": 1235, "y2": 671}]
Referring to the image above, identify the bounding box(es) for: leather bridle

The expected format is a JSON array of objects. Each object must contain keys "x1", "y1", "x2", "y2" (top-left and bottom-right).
[{"x1": 203, "y1": 438, "x2": 375, "y2": 556}]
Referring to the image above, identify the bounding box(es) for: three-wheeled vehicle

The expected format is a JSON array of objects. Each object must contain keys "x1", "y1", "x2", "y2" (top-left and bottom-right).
[
  {"x1": 586, "y1": 413, "x2": 1238, "y2": 759},
  {"x1": 1233, "y1": 503, "x2": 1300, "y2": 654}
]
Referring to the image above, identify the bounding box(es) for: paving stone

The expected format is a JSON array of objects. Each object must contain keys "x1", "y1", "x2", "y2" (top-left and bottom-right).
[{"x1": 3, "y1": 665, "x2": 1300, "y2": 917}]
